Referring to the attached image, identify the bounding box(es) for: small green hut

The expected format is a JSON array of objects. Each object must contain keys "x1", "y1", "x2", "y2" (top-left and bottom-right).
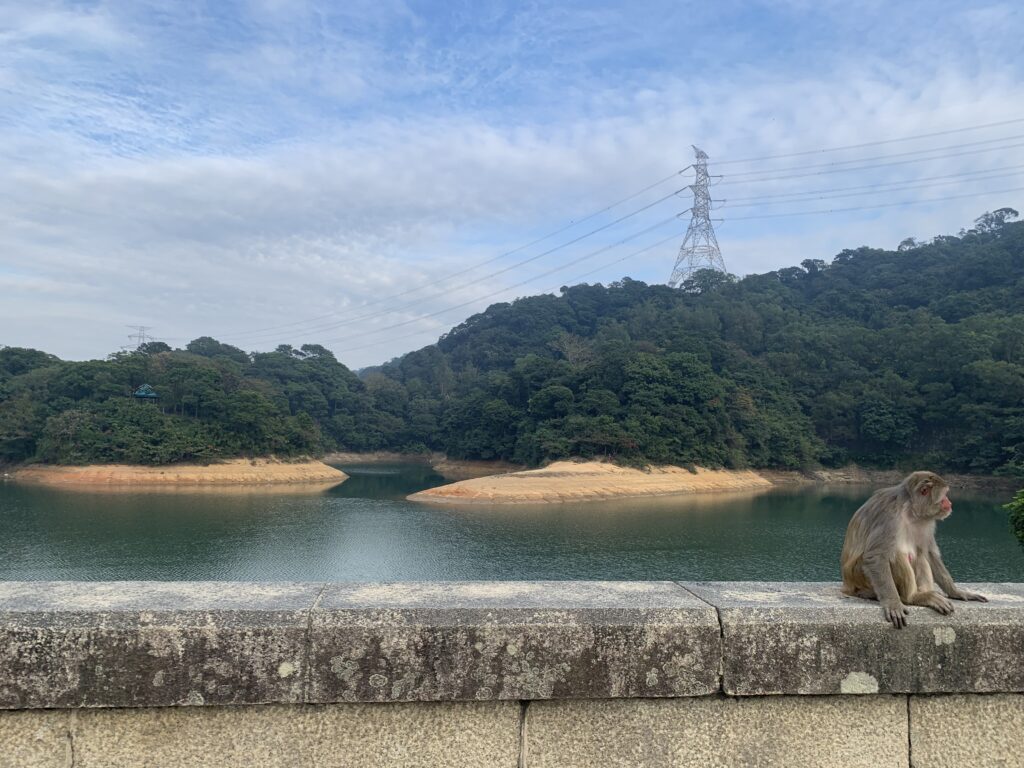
[{"x1": 132, "y1": 384, "x2": 160, "y2": 401}]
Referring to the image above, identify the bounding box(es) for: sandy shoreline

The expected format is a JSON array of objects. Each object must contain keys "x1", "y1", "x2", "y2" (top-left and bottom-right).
[
  {"x1": 11, "y1": 458, "x2": 348, "y2": 487},
  {"x1": 407, "y1": 460, "x2": 774, "y2": 505}
]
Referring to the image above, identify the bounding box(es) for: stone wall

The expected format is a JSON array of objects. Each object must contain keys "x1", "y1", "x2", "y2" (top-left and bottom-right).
[{"x1": 1, "y1": 581, "x2": 1022, "y2": 767}]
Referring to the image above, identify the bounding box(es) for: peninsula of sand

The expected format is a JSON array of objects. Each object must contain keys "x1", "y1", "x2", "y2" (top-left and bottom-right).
[
  {"x1": 12, "y1": 458, "x2": 348, "y2": 488},
  {"x1": 407, "y1": 460, "x2": 773, "y2": 504}
]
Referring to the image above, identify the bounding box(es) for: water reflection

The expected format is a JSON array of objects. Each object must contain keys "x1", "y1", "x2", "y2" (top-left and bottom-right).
[
  {"x1": 1, "y1": 466, "x2": 1020, "y2": 582},
  {"x1": 326, "y1": 462, "x2": 448, "y2": 500}
]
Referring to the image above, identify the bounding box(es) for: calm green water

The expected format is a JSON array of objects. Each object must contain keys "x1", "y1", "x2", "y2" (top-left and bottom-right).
[{"x1": 1, "y1": 463, "x2": 1021, "y2": 582}]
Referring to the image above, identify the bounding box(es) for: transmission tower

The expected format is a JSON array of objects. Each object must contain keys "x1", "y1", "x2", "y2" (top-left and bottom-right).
[
  {"x1": 668, "y1": 146, "x2": 726, "y2": 287},
  {"x1": 126, "y1": 325, "x2": 153, "y2": 349}
]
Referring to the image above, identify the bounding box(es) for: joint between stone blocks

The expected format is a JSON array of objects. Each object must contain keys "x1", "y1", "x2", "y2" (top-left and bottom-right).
[{"x1": 300, "y1": 583, "x2": 329, "y2": 705}]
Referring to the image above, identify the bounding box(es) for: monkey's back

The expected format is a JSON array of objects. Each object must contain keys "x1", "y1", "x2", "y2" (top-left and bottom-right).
[{"x1": 840, "y1": 485, "x2": 903, "y2": 595}]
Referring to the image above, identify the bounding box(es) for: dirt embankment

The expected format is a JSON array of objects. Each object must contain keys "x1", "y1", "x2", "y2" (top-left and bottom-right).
[
  {"x1": 429, "y1": 459, "x2": 526, "y2": 481},
  {"x1": 762, "y1": 466, "x2": 1020, "y2": 491},
  {"x1": 408, "y1": 460, "x2": 773, "y2": 505},
  {"x1": 12, "y1": 458, "x2": 348, "y2": 487}
]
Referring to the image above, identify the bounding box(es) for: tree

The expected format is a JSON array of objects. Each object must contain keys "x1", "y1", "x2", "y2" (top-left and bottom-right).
[
  {"x1": 681, "y1": 269, "x2": 737, "y2": 295},
  {"x1": 549, "y1": 333, "x2": 595, "y2": 368},
  {"x1": 0, "y1": 347, "x2": 59, "y2": 382},
  {"x1": 137, "y1": 341, "x2": 172, "y2": 355},
  {"x1": 1006, "y1": 491, "x2": 1024, "y2": 549},
  {"x1": 972, "y1": 208, "x2": 1019, "y2": 234},
  {"x1": 186, "y1": 337, "x2": 250, "y2": 366}
]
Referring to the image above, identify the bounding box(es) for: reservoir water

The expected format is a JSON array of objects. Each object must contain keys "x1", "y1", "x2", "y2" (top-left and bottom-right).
[{"x1": 1, "y1": 463, "x2": 1022, "y2": 582}]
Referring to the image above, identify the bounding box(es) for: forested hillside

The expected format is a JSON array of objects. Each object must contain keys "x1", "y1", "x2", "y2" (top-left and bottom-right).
[{"x1": 2, "y1": 209, "x2": 1023, "y2": 474}]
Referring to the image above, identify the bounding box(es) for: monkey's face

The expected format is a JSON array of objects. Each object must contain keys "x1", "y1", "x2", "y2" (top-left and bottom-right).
[{"x1": 916, "y1": 473, "x2": 952, "y2": 520}]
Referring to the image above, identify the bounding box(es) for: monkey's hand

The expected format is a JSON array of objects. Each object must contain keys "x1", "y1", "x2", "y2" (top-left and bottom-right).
[
  {"x1": 882, "y1": 601, "x2": 909, "y2": 628},
  {"x1": 947, "y1": 588, "x2": 988, "y2": 602}
]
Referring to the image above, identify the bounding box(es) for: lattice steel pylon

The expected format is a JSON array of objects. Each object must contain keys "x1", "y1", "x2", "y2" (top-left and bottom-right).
[{"x1": 668, "y1": 146, "x2": 726, "y2": 287}]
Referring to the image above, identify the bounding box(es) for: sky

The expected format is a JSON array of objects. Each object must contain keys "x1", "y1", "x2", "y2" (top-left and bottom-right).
[{"x1": 2, "y1": 0, "x2": 1024, "y2": 368}]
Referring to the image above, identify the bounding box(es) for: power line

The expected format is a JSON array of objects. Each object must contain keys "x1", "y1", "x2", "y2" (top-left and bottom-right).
[
  {"x1": 719, "y1": 170, "x2": 1024, "y2": 209},
  {"x1": 561, "y1": 232, "x2": 680, "y2": 285},
  {"x1": 161, "y1": 120, "x2": 1024, "y2": 349},
  {"x1": 199, "y1": 168, "x2": 690, "y2": 342},
  {"x1": 347, "y1": 184, "x2": 1024, "y2": 349},
  {"x1": 716, "y1": 141, "x2": 1024, "y2": 186},
  {"x1": 722, "y1": 164, "x2": 1024, "y2": 202},
  {"x1": 223, "y1": 172, "x2": 1023, "y2": 351},
  {"x1": 720, "y1": 184, "x2": 1024, "y2": 221},
  {"x1": 226, "y1": 188, "x2": 686, "y2": 345},
  {"x1": 321, "y1": 214, "x2": 683, "y2": 349},
  {"x1": 720, "y1": 133, "x2": 1024, "y2": 179},
  {"x1": 331, "y1": 177, "x2": 1022, "y2": 361},
  {"x1": 286, "y1": 151, "x2": 1024, "y2": 345},
  {"x1": 713, "y1": 116, "x2": 1024, "y2": 166},
  {"x1": 193, "y1": 125, "x2": 1024, "y2": 343},
  {"x1": 330, "y1": 231, "x2": 683, "y2": 357},
  {"x1": 329, "y1": 173, "x2": 1023, "y2": 361}
]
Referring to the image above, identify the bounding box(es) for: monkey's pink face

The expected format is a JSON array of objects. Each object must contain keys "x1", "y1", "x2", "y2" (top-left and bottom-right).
[{"x1": 919, "y1": 480, "x2": 952, "y2": 519}]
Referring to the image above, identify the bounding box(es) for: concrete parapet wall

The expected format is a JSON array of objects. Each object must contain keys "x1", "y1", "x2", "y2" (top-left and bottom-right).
[
  {"x1": 1, "y1": 581, "x2": 1023, "y2": 766},
  {"x1": 4, "y1": 695, "x2": 1023, "y2": 767}
]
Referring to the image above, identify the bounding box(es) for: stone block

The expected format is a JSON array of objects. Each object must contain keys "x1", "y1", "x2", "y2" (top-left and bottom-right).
[
  {"x1": 307, "y1": 581, "x2": 720, "y2": 702},
  {"x1": 0, "y1": 582, "x2": 321, "y2": 708},
  {"x1": 72, "y1": 702, "x2": 520, "y2": 767},
  {"x1": 684, "y1": 581, "x2": 1024, "y2": 695},
  {"x1": 526, "y1": 695, "x2": 909, "y2": 767},
  {"x1": 910, "y1": 694, "x2": 1024, "y2": 768},
  {"x1": 0, "y1": 710, "x2": 70, "y2": 768}
]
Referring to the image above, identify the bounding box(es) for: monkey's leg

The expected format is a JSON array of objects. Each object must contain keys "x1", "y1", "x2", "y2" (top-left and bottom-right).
[
  {"x1": 928, "y1": 551, "x2": 988, "y2": 602},
  {"x1": 904, "y1": 553, "x2": 954, "y2": 615},
  {"x1": 863, "y1": 555, "x2": 909, "y2": 628}
]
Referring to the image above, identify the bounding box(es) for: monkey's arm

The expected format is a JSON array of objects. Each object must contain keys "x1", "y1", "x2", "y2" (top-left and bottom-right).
[
  {"x1": 862, "y1": 554, "x2": 910, "y2": 628},
  {"x1": 929, "y1": 550, "x2": 988, "y2": 602}
]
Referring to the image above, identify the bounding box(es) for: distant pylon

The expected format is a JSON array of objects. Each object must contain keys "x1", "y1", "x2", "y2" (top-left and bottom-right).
[
  {"x1": 126, "y1": 325, "x2": 153, "y2": 349},
  {"x1": 668, "y1": 146, "x2": 726, "y2": 287}
]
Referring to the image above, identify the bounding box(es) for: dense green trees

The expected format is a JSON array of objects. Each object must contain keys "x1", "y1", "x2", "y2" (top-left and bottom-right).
[
  {"x1": 1008, "y1": 492, "x2": 1024, "y2": 548},
  {"x1": 380, "y1": 210, "x2": 1024, "y2": 473},
  {"x1": 0, "y1": 343, "x2": 368, "y2": 464},
  {"x1": 1, "y1": 211, "x2": 1023, "y2": 472}
]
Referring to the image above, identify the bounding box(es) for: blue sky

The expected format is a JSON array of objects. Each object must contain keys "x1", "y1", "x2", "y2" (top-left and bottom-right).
[{"x1": 2, "y1": 0, "x2": 1023, "y2": 366}]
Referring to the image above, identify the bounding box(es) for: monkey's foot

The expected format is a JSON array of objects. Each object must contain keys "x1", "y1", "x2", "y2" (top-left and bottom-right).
[
  {"x1": 948, "y1": 589, "x2": 988, "y2": 602},
  {"x1": 919, "y1": 593, "x2": 955, "y2": 615}
]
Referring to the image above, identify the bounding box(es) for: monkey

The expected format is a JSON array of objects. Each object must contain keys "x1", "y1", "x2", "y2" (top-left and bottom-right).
[{"x1": 840, "y1": 471, "x2": 987, "y2": 628}]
